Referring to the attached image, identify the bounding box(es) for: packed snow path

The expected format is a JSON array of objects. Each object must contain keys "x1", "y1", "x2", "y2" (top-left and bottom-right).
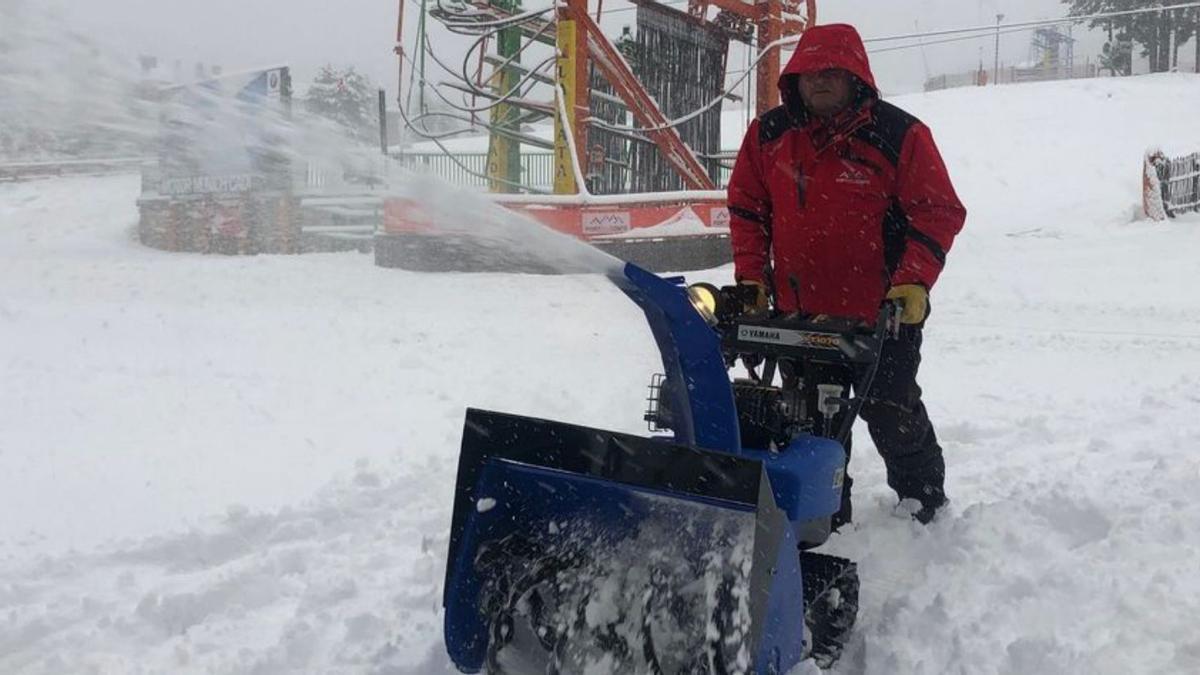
[{"x1": 3, "y1": 75, "x2": 1200, "y2": 674}]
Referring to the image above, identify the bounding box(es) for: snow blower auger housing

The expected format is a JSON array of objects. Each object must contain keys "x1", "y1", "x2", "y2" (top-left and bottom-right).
[{"x1": 443, "y1": 263, "x2": 900, "y2": 674}]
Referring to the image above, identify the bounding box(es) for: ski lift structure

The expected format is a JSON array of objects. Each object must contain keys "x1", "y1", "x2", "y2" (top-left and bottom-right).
[{"x1": 378, "y1": 0, "x2": 816, "y2": 272}]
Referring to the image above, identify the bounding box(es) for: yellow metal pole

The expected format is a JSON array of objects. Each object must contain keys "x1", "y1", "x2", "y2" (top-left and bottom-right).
[{"x1": 553, "y1": 17, "x2": 579, "y2": 194}]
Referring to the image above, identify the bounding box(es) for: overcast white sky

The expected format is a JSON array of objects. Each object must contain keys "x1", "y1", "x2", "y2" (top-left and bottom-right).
[{"x1": 60, "y1": 0, "x2": 1117, "y2": 98}]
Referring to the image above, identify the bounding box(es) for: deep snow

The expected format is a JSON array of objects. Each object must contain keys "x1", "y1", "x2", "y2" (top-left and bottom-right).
[{"x1": 3, "y1": 75, "x2": 1200, "y2": 674}]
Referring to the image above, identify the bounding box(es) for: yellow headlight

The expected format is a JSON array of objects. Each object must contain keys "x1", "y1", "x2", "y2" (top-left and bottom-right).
[{"x1": 687, "y1": 283, "x2": 720, "y2": 326}]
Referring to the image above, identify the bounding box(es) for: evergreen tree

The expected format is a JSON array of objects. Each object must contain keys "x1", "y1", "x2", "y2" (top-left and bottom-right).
[
  {"x1": 304, "y1": 65, "x2": 377, "y2": 142},
  {"x1": 1063, "y1": 1, "x2": 1198, "y2": 74},
  {"x1": 1100, "y1": 40, "x2": 1134, "y2": 75}
]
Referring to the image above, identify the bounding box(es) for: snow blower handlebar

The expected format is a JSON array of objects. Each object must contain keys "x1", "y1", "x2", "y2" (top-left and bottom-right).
[{"x1": 683, "y1": 283, "x2": 905, "y2": 447}]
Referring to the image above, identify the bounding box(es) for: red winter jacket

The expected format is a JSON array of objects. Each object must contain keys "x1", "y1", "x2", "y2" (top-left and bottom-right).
[{"x1": 728, "y1": 24, "x2": 966, "y2": 322}]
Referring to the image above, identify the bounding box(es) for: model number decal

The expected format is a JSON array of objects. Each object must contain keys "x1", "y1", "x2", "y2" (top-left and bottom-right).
[{"x1": 736, "y1": 325, "x2": 842, "y2": 350}]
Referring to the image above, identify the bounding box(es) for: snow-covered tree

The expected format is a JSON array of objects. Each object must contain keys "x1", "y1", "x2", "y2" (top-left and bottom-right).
[
  {"x1": 304, "y1": 65, "x2": 377, "y2": 142},
  {"x1": 1063, "y1": 1, "x2": 1198, "y2": 74}
]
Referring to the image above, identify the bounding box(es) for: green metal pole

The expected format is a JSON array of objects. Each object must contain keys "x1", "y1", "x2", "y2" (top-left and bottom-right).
[
  {"x1": 486, "y1": 0, "x2": 522, "y2": 192},
  {"x1": 417, "y1": 0, "x2": 428, "y2": 114}
]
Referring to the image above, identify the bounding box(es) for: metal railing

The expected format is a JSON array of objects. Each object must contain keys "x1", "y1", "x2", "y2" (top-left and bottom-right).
[
  {"x1": 393, "y1": 152, "x2": 556, "y2": 190},
  {"x1": 392, "y1": 151, "x2": 733, "y2": 191},
  {"x1": 924, "y1": 63, "x2": 1100, "y2": 92}
]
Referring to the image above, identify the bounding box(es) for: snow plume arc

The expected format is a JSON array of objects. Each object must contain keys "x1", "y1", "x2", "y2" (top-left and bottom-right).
[
  {"x1": 0, "y1": 4, "x2": 357, "y2": 176},
  {"x1": 384, "y1": 174, "x2": 626, "y2": 276},
  {"x1": 0, "y1": 0, "x2": 149, "y2": 157},
  {"x1": 3, "y1": 2, "x2": 622, "y2": 276}
]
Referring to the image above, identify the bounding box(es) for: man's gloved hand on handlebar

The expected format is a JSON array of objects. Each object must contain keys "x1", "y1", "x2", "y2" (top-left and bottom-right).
[
  {"x1": 737, "y1": 280, "x2": 770, "y2": 315},
  {"x1": 885, "y1": 284, "x2": 928, "y2": 325}
]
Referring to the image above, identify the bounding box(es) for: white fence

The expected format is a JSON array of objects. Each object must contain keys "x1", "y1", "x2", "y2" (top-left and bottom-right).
[
  {"x1": 299, "y1": 156, "x2": 392, "y2": 195},
  {"x1": 925, "y1": 63, "x2": 1100, "y2": 92}
]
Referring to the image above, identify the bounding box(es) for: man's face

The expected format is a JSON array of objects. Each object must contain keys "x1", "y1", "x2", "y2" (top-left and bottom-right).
[{"x1": 797, "y1": 69, "x2": 855, "y2": 119}]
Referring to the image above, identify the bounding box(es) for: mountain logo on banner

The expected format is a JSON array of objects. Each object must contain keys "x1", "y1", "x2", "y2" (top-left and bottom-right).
[{"x1": 582, "y1": 211, "x2": 631, "y2": 236}]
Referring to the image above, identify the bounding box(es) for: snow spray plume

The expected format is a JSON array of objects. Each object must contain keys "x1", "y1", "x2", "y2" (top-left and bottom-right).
[
  {"x1": 2, "y1": 2, "x2": 623, "y2": 277},
  {"x1": 383, "y1": 174, "x2": 627, "y2": 276},
  {"x1": 0, "y1": 1, "x2": 360, "y2": 167},
  {"x1": 0, "y1": 0, "x2": 154, "y2": 159}
]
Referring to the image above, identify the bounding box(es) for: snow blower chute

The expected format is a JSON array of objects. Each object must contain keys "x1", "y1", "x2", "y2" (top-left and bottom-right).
[{"x1": 444, "y1": 263, "x2": 901, "y2": 674}]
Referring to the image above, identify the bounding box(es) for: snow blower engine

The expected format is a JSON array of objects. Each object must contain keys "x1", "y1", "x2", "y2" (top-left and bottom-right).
[{"x1": 443, "y1": 264, "x2": 902, "y2": 674}]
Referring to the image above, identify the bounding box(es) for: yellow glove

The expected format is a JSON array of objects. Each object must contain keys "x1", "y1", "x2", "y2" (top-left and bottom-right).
[
  {"x1": 886, "y1": 284, "x2": 928, "y2": 324},
  {"x1": 739, "y1": 280, "x2": 770, "y2": 314}
]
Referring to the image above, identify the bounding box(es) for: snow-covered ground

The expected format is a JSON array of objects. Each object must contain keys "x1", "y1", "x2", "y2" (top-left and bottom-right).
[{"x1": 3, "y1": 74, "x2": 1200, "y2": 674}]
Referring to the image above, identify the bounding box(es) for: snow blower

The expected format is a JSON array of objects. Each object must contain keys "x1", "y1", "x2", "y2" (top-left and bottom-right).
[{"x1": 443, "y1": 263, "x2": 901, "y2": 674}]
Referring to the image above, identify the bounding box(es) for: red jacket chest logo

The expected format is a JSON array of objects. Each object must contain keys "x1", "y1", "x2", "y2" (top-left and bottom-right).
[{"x1": 834, "y1": 160, "x2": 873, "y2": 187}]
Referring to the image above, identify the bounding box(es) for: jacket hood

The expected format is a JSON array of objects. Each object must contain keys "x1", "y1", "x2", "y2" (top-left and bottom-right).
[{"x1": 779, "y1": 24, "x2": 877, "y2": 118}]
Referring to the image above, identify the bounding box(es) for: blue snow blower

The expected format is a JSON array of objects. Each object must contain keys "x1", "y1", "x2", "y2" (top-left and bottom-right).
[{"x1": 444, "y1": 263, "x2": 901, "y2": 674}]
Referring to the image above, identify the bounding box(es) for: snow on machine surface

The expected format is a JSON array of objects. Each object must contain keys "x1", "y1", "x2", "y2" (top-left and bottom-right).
[{"x1": 443, "y1": 263, "x2": 901, "y2": 673}]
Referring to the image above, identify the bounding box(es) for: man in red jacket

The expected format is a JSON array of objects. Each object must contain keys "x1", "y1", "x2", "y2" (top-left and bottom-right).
[{"x1": 728, "y1": 23, "x2": 966, "y2": 526}]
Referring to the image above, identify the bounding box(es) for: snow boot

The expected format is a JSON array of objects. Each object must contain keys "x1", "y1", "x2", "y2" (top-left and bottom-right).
[{"x1": 895, "y1": 496, "x2": 948, "y2": 524}]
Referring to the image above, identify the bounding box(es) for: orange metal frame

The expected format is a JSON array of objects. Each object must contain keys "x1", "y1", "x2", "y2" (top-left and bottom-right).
[
  {"x1": 395, "y1": 0, "x2": 816, "y2": 191},
  {"x1": 687, "y1": 0, "x2": 816, "y2": 116},
  {"x1": 561, "y1": 0, "x2": 716, "y2": 190}
]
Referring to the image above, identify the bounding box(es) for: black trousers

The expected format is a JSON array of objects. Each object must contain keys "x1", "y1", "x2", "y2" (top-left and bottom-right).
[{"x1": 835, "y1": 324, "x2": 946, "y2": 527}]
